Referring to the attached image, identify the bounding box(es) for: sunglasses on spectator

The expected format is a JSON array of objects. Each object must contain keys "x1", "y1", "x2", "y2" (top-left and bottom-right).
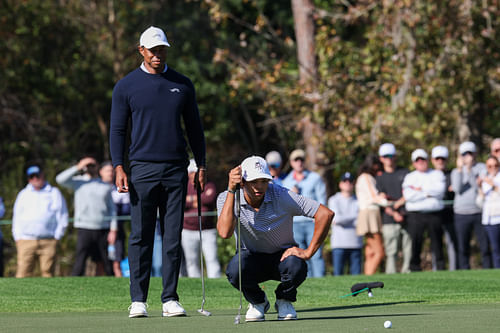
[
  {"x1": 269, "y1": 164, "x2": 280, "y2": 169},
  {"x1": 293, "y1": 158, "x2": 305, "y2": 162},
  {"x1": 29, "y1": 173, "x2": 41, "y2": 179},
  {"x1": 486, "y1": 163, "x2": 499, "y2": 169},
  {"x1": 382, "y1": 154, "x2": 395, "y2": 159},
  {"x1": 434, "y1": 157, "x2": 447, "y2": 161},
  {"x1": 415, "y1": 157, "x2": 427, "y2": 162},
  {"x1": 461, "y1": 151, "x2": 473, "y2": 156}
]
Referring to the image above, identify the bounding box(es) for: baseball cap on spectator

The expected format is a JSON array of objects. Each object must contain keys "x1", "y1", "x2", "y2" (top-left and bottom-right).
[
  {"x1": 241, "y1": 156, "x2": 272, "y2": 182},
  {"x1": 411, "y1": 149, "x2": 428, "y2": 162},
  {"x1": 26, "y1": 165, "x2": 41, "y2": 177},
  {"x1": 289, "y1": 149, "x2": 306, "y2": 161},
  {"x1": 265, "y1": 151, "x2": 282, "y2": 168},
  {"x1": 140, "y1": 26, "x2": 171, "y2": 49},
  {"x1": 187, "y1": 159, "x2": 197, "y2": 173},
  {"x1": 459, "y1": 141, "x2": 476, "y2": 155},
  {"x1": 340, "y1": 172, "x2": 355, "y2": 182},
  {"x1": 378, "y1": 143, "x2": 396, "y2": 157},
  {"x1": 431, "y1": 146, "x2": 449, "y2": 159}
]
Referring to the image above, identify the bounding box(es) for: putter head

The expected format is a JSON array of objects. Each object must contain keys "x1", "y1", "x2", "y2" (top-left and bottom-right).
[{"x1": 198, "y1": 308, "x2": 212, "y2": 316}]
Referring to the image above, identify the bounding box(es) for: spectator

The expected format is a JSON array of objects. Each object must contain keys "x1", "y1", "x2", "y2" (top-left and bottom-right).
[
  {"x1": 282, "y1": 149, "x2": 327, "y2": 277},
  {"x1": 376, "y1": 143, "x2": 411, "y2": 274},
  {"x1": 56, "y1": 157, "x2": 117, "y2": 276},
  {"x1": 431, "y1": 146, "x2": 458, "y2": 271},
  {"x1": 110, "y1": 26, "x2": 206, "y2": 318},
  {"x1": 403, "y1": 149, "x2": 446, "y2": 271},
  {"x1": 181, "y1": 159, "x2": 221, "y2": 278},
  {"x1": 265, "y1": 151, "x2": 286, "y2": 186},
  {"x1": 0, "y1": 196, "x2": 6, "y2": 276},
  {"x1": 101, "y1": 161, "x2": 129, "y2": 277},
  {"x1": 477, "y1": 156, "x2": 500, "y2": 268},
  {"x1": 217, "y1": 156, "x2": 333, "y2": 321},
  {"x1": 355, "y1": 154, "x2": 387, "y2": 275},
  {"x1": 451, "y1": 141, "x2": 491, "y2": 269},
  {"x1": 327, "y1": 172, "x2": 362, "y2": 276},
  {"x1": 12, "y1": 165, "x2": 68, "y2": 277},
  {"x1": 490, "y1": 138, "x2": 500, "y2": 161}
]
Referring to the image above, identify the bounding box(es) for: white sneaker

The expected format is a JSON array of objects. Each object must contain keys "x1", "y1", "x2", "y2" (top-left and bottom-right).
[
  {"x1": 275, "y1": 299, "x2": 297, "y2": 320},
  {"x1": 162, "y1": 300, "x2": 187, "y2": 317},
  {"x1": 128, "y1": 302, "x2": 148, "y2": 318},
  {"x1": 245, "y1": 296, "x2": 270, "y2": 322}
]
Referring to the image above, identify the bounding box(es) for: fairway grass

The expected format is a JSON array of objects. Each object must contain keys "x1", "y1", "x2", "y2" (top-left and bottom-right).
[{"x1": 0, "y1": 270, "x2": 499, "y2": 332}]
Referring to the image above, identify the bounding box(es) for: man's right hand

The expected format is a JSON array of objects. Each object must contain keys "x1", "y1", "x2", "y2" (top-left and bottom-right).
[{"x1": 115, "y1": 165, "x2": 129, "y2": 193}]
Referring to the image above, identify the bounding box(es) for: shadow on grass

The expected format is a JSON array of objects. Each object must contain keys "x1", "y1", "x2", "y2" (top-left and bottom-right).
[
  {"x1": 293, "y1": 312, "x2": 426, "y2": 321},
  {"x1": 297, "y1": 300, "x2": 426, "y2": 313}
]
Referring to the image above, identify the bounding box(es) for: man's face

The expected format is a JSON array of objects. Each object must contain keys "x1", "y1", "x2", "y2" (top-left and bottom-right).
[
  {"x1": 491, "y1": 142, "x2": 500, "y2": 159},
  {"x1": 413, "y1": 158, "x2": 428, "y2": 172},
  {"x1": 339, "y1": 179, "x2": 353, "y2": 193},
  {"x1": 28, "y1": 172, "x2": 45, "y2": 190},
  {"x1": 139, "y1": 45, "x2": 167, "y2": 73},
  {"x1": 379, "y1": 154, "x2": 395, "y2": 170},
  {"x1": 290, "y1": 157, "x2": 305, "y2": 173},
  {"x1": 431, "y1": 157, "x2": 447, "y2": 171},
  {"x1": 243, "y1": 178, "x2": 269, "y2": 202},
  {"x1": 268, "y1": 163, "x2": 281, "y2": 178},
  {"x1": 99, "y1": 165, "x2": 114, "y2": 184}
]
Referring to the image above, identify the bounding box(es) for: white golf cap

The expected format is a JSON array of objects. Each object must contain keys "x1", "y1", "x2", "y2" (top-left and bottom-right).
[
  {"x1": 459, "y1": 141, "x2": 476, "y2": 155},
  {"x1": 289, "y1": 149, "x2": 306, "y2": 161},
  {"x1": 187, "y1": 159, "x2": 197, "y2": 173},
  {"x1": 411, "y1": 148, "x2": 428, "y2": 162},
  {"x1": 241, "y1": 156, "x2": 272, "y2": 182},
  {"x1": 140, "y1": 26, "x2": 171, "y2": 49},
  {"x1": 265, "y1": 151, "x2": 282, "y2": 167},
  {"x1": 378, "y1": 143, "x2": 396, "y2": 156},
  {"x1": 431, "y1": 146, "x2": 449, "y2": 159}
]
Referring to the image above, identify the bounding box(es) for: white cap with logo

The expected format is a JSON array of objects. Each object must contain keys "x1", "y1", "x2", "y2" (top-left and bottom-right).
[
  {"x1": 411, "y1": 149, "x2": 428, "y2": 162},
  {"x1": 431, "y1": 146, "x2": 449, "y2": 159},
  {"x1": 140, "y1": 26, "x2": 171, "y2": 49},
  {"x1": 459, "y1": 141, "x2": 476, "y2": 155},
  {"x1": 241, "y1": 156, "x2": 272, "y2": 182},
  {"x1": 378, "y1": 143, "x2": 396, "y2": 156}
]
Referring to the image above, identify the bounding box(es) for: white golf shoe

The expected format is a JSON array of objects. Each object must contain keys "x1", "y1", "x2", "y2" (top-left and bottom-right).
[
  {"x1": 245, "y1": 296, "x2": 270, "y2": 322},
  {"x1": 275, "y1": 299, "x2": 297, "y2": 320},
  {"x1": 162, "y1": 300, "x2": 187, "y2": 317},
  {"x1": 128, "y1": 302, "x2": 148, "y2": 318}
]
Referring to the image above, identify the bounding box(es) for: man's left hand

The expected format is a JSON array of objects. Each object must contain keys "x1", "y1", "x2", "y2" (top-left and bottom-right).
[{"x1": 281, "y1": 246, "x2": 311, "y2": 262}]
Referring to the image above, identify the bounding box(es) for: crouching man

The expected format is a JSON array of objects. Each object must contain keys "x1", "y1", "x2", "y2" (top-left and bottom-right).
[{"x1": 216, "y1": 156, "x2": 334, "y2": 322}]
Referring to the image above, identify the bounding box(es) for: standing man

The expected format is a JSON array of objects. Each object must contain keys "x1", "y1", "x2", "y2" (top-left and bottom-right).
[
  {"x1": 56, "y1": 157, "x2": 117, "y2": 276},
  {"x1": 12, "y1": 164, "x2": 68, "y2": 277},
  {"x1": 402, "y1": 149, "x2": 446, "y2": 271},
  {"x1": 376, "y1": 143, "x2": 411, "y2": 274},
  {"x1": 217, "y1": 156, "x2": 333, "y2": 321},
  {"x1": 451, "y1": 141, "x2": 490, "y2": 269},
  {"x1": 110, "y1": 26, "x2": 206, "y2": 318},
  {"x1": 282, "y1": 149, "x2": 327, "y2": 277},
  {"x1": 265, "y1": 150, "x2": 286, "y2": 186}
]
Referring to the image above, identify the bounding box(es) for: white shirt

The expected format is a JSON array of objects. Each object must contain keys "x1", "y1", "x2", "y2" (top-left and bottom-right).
[
  {"x1": 481, "y1": 172, "x2": 500, "y2": 225},
  {"x1": 12, "y1": 183, "x2": 68, "y2": 241},
  {"x1": 217, "y1": 183, "x2": 320, "y2": 253},
  {"x1": 403, "y1": 169, "x2": 446, "y2": 212}
]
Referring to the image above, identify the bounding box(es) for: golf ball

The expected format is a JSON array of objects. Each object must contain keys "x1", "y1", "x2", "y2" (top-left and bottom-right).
[{"x1": 384, "y1": 320, "x2": 392, "y2": 329}]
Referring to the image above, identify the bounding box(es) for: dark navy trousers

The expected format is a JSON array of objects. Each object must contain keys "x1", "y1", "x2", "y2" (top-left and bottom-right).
[
  {"x1": 128, "y1": 161, "x2": 188, "y2": 303},
  {"x1": 226, "y1": 249, "x2": 307, "y2": 305}
]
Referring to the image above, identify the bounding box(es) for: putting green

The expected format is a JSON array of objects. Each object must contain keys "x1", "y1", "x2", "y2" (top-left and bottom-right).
[{"x1": 1, "y1": 303, "x2": 499, "y2": 332}]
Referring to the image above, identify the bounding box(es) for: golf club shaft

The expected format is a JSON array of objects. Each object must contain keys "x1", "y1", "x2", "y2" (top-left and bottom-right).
[
  {"x1": 235, "y1": 184, "x2": 242, "y2": 322},
  {"x1": 196, "y1": 175, "x2": 207, "y2": 311}
]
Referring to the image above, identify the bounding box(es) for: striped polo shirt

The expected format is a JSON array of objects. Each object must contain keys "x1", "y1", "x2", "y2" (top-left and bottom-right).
[{"x1": 216, "y1": 183, "x2": 320, "y2": 253}]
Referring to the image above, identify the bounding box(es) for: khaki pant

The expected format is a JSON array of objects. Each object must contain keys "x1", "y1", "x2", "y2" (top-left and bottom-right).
[{"x1": 16, "y1": 239, "x2": 58, "y2": 278}]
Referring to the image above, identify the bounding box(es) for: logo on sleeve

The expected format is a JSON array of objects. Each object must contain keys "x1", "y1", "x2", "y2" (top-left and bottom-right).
[{"x1": 170, "y1": 88, "x2": 180, "y2": 92}]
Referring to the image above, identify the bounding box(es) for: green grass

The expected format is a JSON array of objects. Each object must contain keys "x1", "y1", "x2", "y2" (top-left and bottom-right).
[{"x1": 1, "y1": 270, "x2": 499, "y2": 332}]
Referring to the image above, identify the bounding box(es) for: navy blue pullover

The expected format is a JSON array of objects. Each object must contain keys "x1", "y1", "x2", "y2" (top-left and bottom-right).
[{"x1": 110, "y1": 67, "x2": 206, "y2": 168}]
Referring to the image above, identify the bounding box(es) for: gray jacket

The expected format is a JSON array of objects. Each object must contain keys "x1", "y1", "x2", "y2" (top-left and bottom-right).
[{"x1": 451, "y1": 162, "x2": 486, "y2": 215}]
